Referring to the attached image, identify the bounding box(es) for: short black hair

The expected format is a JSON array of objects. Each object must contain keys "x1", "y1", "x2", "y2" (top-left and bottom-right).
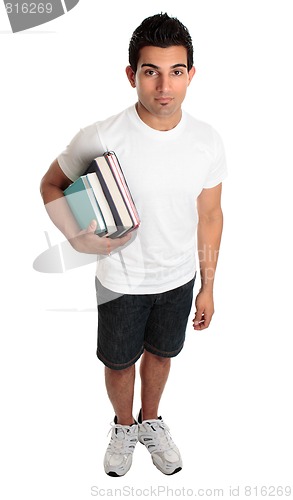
[{"x1": 128, "y1": 13, "x2": 194, "y2": 73}]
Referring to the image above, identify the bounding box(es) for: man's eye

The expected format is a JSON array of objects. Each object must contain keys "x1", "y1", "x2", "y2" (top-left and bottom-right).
[
  {"x1": 145, "y1": 70, "x2": 157, "y2": 76},
  {"x1": 173, "y1": 70, "x2": 183, "y2": 76}
]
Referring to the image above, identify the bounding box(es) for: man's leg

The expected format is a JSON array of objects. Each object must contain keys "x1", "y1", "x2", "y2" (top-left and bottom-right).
[
  {"x1": 137, "y1": 280, "x2": 195, "y2": 475},
  {"x1": 105, "y1": 365, "x2": 136, "y2": 425},
  {"x1": 104, "y1": 364, "x2": 138, "y2": 477},
  {"x1": 138, "y1": 351, "x2": 182, "y2": 475},
  {"x1": 140, "y1": 350, "x2": 171, "y2": 420}
]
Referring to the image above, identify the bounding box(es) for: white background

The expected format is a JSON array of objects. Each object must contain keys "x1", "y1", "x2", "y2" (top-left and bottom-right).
[{"x1": 1, "y1": 0, "x2": 292, "y2": 498}]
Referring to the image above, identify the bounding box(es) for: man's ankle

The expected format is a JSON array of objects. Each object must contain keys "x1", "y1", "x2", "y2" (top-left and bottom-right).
[
  {"x1": 116, "y1": 415, "x2": 136, "y2": 426},
  {"x1": 138, "y1": 408, "x2": 159, "y2": 423}
]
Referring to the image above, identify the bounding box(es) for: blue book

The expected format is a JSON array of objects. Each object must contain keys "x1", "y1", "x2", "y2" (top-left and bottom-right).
[{"x1": 64, "y1": 176, "x2": 107, "y2": 235}]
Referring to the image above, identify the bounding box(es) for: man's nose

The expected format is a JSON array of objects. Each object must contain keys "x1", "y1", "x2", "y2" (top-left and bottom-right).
[{"x1": 156, "y1": 75, "x2": 171, "y2": 93}]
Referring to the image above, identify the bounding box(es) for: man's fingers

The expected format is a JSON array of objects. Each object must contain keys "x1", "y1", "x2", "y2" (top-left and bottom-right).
[
  {"x1": 193, "y1": 308, "x2": 209, "y2": 330},
  {"x1": 73, "y1": 219, "x2": 97, "y2": 238},
  {"x1": 105, "y1": 232, "x2": 133, "y2": 255},
  {"x1": 193, "y1": 309, "x2": 204, "y2": 326},
  {"x1": 193, "y1": 291, "x2": 214, "y2": 331},
  {"x1": 86, "y1": 219, "x2": 98, "y2": 233},
  {"x1": 193, "y1": 310, "x2": 213, "y2": 330},
  {"x1": 109, "y1": 232, "x2": 132, "y2": 249},
  {"x1": 75, "y1": 223, "x2": 133, "y2": 255}
]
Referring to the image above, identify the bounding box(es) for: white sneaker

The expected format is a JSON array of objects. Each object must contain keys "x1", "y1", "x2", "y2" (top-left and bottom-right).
[
  {"x1": 137, "y1": 410, "x2": 182, "y2": 475},
  {"x1": 104, "y1": 417, "x2": 138, "y2": 477}
]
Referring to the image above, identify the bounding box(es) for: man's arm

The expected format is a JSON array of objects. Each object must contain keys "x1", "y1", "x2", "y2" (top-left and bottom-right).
[
  {"x1": 40, "y1": 159, "x2": 132, "y2": 255},
  {"x1": 193, "y1": 183, "x2": 224, "y2": 330}
]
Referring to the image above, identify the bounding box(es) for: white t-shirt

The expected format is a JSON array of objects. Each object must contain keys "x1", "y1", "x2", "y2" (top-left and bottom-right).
[{"x1": 57, "y1": 104, "x2": 227, "y2": 294}]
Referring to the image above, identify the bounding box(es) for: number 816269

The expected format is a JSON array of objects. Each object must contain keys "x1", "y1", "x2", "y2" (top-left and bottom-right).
[{"x1": 5, "y1": 3, "x2": 53, "y2": 14}]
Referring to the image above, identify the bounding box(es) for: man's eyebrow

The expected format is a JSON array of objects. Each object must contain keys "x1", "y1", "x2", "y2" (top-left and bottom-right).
[
  {"x1": 141, "y1": 63, "x2": 187, "y2": 69},
  {"x1": 171, "y1": 63, "x2": 187, "y2": 69}
]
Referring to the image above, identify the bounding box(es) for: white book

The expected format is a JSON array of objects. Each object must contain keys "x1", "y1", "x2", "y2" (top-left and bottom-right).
[
  {"x1": 85, "y1": 172, "x2": 117, "y2": 236},
  {"x1": 96, "y1": 156, "x2": 133, "y2": 229}
]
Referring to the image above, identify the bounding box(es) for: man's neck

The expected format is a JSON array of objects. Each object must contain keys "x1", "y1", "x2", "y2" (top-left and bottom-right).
[{"x1": 136, "y1": 102, "x2": 182, "y2": 131}]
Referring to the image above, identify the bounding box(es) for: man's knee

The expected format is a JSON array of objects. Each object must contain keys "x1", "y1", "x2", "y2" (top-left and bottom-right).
[
  {"x1": 105, "y1": 364, "x2": 135, "y2": 376},
  {"x1": 143, "y1": 350, "x2": 171, "y2": 364}
]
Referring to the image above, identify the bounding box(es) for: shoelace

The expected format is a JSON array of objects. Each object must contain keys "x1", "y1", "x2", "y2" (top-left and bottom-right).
[
  {"x1": 107, "y1": 422, "x2": 137, "y2": 454},
  {"x1": 143, "y1": 419, "x2": 175, "y2": 452}
]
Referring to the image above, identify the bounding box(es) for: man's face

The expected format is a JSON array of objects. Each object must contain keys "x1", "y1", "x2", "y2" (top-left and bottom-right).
[{"x1": 126, "y1": 45, "x2": 195, "y2": 130}]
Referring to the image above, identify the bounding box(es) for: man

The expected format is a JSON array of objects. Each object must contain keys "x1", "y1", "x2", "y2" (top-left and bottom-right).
[{"x1": 40, "y1": 13, "x2": 227, "y2": 477}]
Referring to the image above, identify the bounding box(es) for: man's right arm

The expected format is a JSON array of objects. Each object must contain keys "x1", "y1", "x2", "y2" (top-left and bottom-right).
[{"x1": 40, "y1": 159, "x2": 132, "y2": 255}]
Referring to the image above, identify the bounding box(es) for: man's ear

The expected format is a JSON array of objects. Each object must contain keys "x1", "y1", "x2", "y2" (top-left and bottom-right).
[
  {"x1": 126, "y1": 65, "x2": 136, "y2": 88},
  {"x1": 188, "y1": 66, "x2": 196, "y2": 85}
]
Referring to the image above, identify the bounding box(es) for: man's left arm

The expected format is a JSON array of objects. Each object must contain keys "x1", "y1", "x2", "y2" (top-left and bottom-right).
[{"x1": 193, "y1": 183, "x2": 224, "y2": 330}]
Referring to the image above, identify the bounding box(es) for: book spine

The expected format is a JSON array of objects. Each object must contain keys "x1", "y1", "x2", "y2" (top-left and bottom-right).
[
  {"x1": 104, "y1": 152, "x2": 140, "y2": 228},
  {"x1": 83, "y1": 177, "x2": 107, "y2": 235},
  {"x1": 93, "y1": 161, "x2": 128, "y2": 238},
  {"x1": 85, "y1": 173, "x2": 117, "y2": 236}
]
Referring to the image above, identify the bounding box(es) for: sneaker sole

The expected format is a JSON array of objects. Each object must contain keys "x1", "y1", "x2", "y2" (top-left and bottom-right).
[
  {"x1": 168, "y1": 466, "x2": 182, "y2": 475},
  {"x1": 153, "y1": 462, "x2": 182, "y2": 475},
  {"x1": 106, "y1": 471, "x2": 124, "y2": 477}
]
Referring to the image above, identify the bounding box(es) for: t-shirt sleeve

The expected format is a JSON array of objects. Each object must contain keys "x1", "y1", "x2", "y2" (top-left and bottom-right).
[
  {"x1": 57, "y1": 123, "x2": 105, "y2": 182},
  {"x1": 203, "y1": 128, "x2": 228, "y2": 189}
]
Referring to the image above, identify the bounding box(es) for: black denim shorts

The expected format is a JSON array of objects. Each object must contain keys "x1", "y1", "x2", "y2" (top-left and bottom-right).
[{"x1": 95, "y1": 276, "x2": 195, "y2": 370}]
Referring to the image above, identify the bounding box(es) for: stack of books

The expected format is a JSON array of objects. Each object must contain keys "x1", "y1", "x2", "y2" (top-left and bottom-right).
[{"x1": 64, "y1": 151, "x2": 140, "y2": 238}]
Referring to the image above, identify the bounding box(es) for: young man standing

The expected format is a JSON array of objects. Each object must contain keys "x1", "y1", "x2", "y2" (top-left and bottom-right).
[{"x1": 40, "y1": 13, "x2": 227, "y2": 477}]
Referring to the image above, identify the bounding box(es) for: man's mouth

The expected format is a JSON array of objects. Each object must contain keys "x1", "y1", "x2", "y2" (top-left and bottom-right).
[{"x1": 155, "y1": 97, "x2": 173, "y2": 105}]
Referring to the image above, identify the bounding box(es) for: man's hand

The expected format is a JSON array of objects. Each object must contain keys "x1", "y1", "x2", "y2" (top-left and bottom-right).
[
  {"x1": 69, "y1": 219, "x2": 133, "y2": 255},
  {"x1": 192, "y1": 289, "x2": 214, "y2": 330}
]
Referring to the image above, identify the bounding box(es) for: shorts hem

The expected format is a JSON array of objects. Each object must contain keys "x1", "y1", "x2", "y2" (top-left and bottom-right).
[
  {"x1": 144, "y1": 341, "x2": 184, "y2": 358},
  {"x1": 96, "y1": 346, "x2": 144, "y2": 370}
]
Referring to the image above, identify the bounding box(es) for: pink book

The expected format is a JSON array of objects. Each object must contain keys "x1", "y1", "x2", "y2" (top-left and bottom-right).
[{"x1": 104, "y1": 151, "x2": 141, "y2": 230}]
